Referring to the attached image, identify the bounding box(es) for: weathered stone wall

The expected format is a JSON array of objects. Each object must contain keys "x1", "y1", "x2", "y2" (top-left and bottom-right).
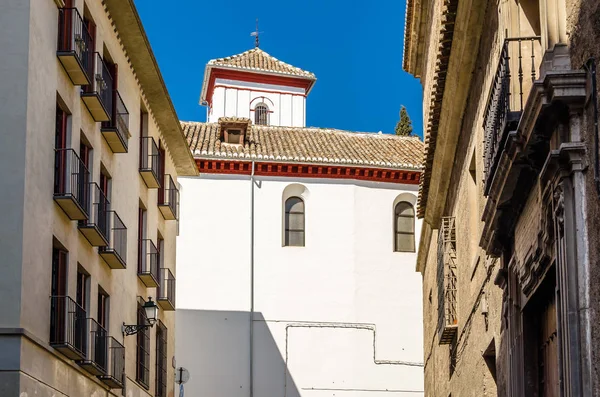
[
  {"x1": 420, "y1": 1, "x2": 504, "y2": 395},
  {"x1": 568, "y1": 0, "x2": 600, "y2": 394}
]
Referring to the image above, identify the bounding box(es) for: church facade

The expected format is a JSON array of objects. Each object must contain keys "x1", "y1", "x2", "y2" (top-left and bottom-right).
[{"x1": 175, "y1": 48, "x2": 425, "y2": 397}]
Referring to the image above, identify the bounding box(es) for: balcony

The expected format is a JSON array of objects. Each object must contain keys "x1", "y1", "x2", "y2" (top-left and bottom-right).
[
  {"x1": 81, "y1": 53, "x2": 113, "y2": 122},
  {"x1": 157, "y1": 268, "x2": 176, "y2": 311},
  {"x1": 78, "y1": 183, "x2": 110, "y2": 246},
  {"x1": 57, "y1": 8, "x2": 93, "y2": 86},
  {"x1": 139, "y1": 136, "x2": 161, "y2": 188},
  {"x1": 98, "y1": 336, "x2": 125, "y2": 389},
  {"x1": 101, "y1": 91, "x2": 130, "y2": 153},
  {"x1": 99, "y1": 211, "x2": 127, "y2": 269},
  {"x1": 76, "y1": 318, "x2": 108, "y2": 376},
  {"x1": 483, "y1": 36, "x2": 542, "y2": 194},
  {"x1": 138, "y1": 239, "x2": 159, "y2": 287},
  {"x1": 438, "y1": 217, "x2": 458, "y2": 345},
  {"x1": 54, "y1": 148, "x2": 90, "y2": 220},
  {"x1": 158, "y1": 175, "x2": 179, "y2": 220},
  {"x1": 50, "y1": 296, "x2": 87, "y2": 360}
]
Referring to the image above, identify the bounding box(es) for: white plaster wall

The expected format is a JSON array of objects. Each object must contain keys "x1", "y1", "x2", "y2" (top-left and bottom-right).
[
  {"x1": 208, "y1": 78, "x2": 306, "y2": 127},
  {"x1": 176, "y1": 174, "x2": 424, "y2": 397}
]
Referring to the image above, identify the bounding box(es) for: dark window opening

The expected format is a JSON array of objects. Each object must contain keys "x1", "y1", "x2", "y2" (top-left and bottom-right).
[
  {"x1": 254, "y1": 103, "x2": 269, "y2": 125},
  {"x1": 156, "y1": 321, "x2": 168, "y2": 397},
  {"x1": 97, "y1": 287, "x2": 109, "y2": 329},
  {"x1": 394, "y1": 201, "x2": 415, "y2": 252},
  {"x1": 284, "y1": 197, "x2": 305, "y2": 247},
  {"x1": 135, "y1": 300, "x2": 150, "y2": 389}
]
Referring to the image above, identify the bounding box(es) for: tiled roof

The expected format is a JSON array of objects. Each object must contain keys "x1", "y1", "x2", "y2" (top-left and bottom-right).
[
  {"x1": 207, "y1": 48, "x2": 316, "y2": 79},
  {"x1": 181, "y1": 121, "x2": 424, "y2": 171}
]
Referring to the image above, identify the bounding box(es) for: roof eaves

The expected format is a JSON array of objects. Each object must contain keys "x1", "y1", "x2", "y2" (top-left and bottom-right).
[{"x1": 103, "y1": 0, "x2": 197, "y2": 176}]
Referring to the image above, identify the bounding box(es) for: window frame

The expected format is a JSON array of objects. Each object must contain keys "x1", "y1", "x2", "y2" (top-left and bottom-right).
[
  {"x1": 135, "y1": 299, "x2": 150, "y2": 389},
  {"x1": 284, "y1": 196, "x2": 305, "y2": 247},
  {"x1": 254, "y1": 102, "x2": 270, "y2": 126},
  {"x1": 394, "y1": 201, "x2": 415, "y2": 253},
  {"x1": 155, "y1": 321, "x2": 168, "y2": 397}
]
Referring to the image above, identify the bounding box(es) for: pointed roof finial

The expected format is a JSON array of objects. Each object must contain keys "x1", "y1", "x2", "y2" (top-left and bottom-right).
[{"x1": 250, "y1": 18, "x2": 261, "y2": 48}]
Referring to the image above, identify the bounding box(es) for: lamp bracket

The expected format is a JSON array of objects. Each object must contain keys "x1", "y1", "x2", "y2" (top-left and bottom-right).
[{"x1": 122, "y1": 322, "x2": 152, "y2": 336}]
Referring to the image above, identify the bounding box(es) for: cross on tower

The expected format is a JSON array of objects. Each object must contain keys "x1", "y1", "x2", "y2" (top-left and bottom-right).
[{"x1": 250, "y1": 18, "x2": 262, "y2": 48}]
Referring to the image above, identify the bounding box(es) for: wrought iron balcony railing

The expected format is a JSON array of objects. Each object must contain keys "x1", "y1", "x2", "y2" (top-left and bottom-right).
[
  {"x1": 99, "y1": 211, "x2": 127, "y2": 269},
  {"x1": 78, "y1": 183, "x2": 110, "y2": 247},
  {"x1": 483, "y1": 36, "x2": 541, "y2": 194},
  {"x1": 49, "y1": 295, "x2": 87, "y2": 360},
  {"x1": 138, "y1": 239, "x2": 159, "y2": 287},
  {"x1": 438, "y1": 216, "x2": 458, "y2": 345},
  {"x1": 57, "y1": 7, "x2": 93, "y2": 85},
  {"x1": 101, "y1": 91, "x2": 130, "y2": 153},
  {"x1": 98, "y1": 336, "x2": 125, "y2": 389},
  {"x1": 158, "y1": 175, "x2": 179, "y2": 220},
  {"x1": 81, "y1": 53, "x2": 113, "y2": 122},
  {"x1": 76, "y1": 318, "x2": 108, "y2": 376},
  {"x1": 54, "y1": 148, "x2": 90, "y2": 220},
  {"x1": 139, "y1": 136, "x2": 161, "y2": 188},
  {"x1": 157, "y1": 268, "x2": 176, "y2": 311}
]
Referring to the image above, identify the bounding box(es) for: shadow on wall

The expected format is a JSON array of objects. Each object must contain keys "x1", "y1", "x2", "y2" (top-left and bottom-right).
[{"x1": 175, "y1": 309, "x2": 301, "y2": 397}]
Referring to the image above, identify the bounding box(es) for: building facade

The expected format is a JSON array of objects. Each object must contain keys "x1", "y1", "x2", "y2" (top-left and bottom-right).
[
  {"x1": 176, "y1": 49, "x2": 426, "y2": 397},
  {"x1": 405, "y1": 0, "x2": 600, "y2": 395},
  {"x1": 0, "y1": 1, "x2": 196, "y2": 396}
]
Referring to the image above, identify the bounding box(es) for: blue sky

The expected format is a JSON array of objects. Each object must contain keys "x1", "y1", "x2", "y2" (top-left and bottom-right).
[{"x1": 134, "y1": 0, "x2": 423, "y2": 137}]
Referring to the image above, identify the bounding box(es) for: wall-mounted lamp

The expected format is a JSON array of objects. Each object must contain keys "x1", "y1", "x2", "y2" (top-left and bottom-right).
[{"x1": 122, "y1": 297, "x2": 158, "y2": 336}]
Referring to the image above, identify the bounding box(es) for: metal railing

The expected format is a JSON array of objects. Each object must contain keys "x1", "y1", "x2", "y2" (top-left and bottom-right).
[
  {"x1": 138, "y1": 239, "x2": 159, "y2": 282},
  {"x1": 57, "y1": 8, "x2": 93, "y2": 80},
  {"x1": 102, "y1": 91, "x2": 130, "y2": 147},
  {"x1": 483, "y1": 36, "x2": 541, "y2": 193},
  {"x1": 50, "y1": 296, "x2": 87, "y2": 357},
  {"x1": 159, "y1": 175, "x2": 179, "y2": 219},
  {"x1": 139, "y1": 136, "x2": 161, "y2": 182},
  {"x1": 437, "y1": 217, "x2": 458, "y2": 344},
  {"x1": 158, "y1": 268, "x2": 176, "y2": 307},
  {"x1": 99, "y1": 336, "x2": 125, "y2": 388},
  {"x1": 78, "y1": 318, "x2": 108, "y2": 373},
  {"x1": 99, "y1": 211, "x2": 127, "y2": 265},
  {"x1": 85, "y1": 53, "x2": 113, "y2": 112},
  {"x1": 54, "y1": 148, "x2": 91, "y2": 214},
  {"x1": 79, "y1": 183, "x2": 110, "y2": 242}
]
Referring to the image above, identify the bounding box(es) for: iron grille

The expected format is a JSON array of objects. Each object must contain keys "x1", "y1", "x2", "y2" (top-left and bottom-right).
[
  {"x1": 438, "y1": 216, "x2": 458, "y2": 344},
  {"x1": 156, "y1": 321, "x2": 168, "y2": 397}
]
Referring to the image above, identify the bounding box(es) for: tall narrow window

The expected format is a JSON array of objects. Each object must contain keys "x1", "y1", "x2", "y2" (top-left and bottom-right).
[
  {"x1": 394, "y1": 202, "x2": 415, "y2": 252},
  {"x1": 136, "y1": 300, "x2": 150, "y2": 389},
  {"x1": 97, "y1": 287, "x2": 109, "y2": 329},
  {"x1": 137, "y1": 206, "x2": 147, "y2": 275},
  {"x1": 76, "y1": 266, "x2": 89, "y2": 311},
  {"x1": 156, "y1": 321, "x2": 168, "y2": 397},
  {"x1": 254, "y1": 103, "x2": 269, "y2": 125},
  {"x1": 284, "y1": 197, "x2": 305, "y2": 247}
]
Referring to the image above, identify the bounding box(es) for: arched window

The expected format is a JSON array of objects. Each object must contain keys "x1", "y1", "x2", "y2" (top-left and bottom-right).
[
  {"x1": 394, "y1": 202, "x2": 415, "y2": 252},
  {"x1": 284, "y1": 197, "x2": 305, "y2": 247},
  {"x1": 254, "y1": 103, "x2": 269, "y2": 126}
]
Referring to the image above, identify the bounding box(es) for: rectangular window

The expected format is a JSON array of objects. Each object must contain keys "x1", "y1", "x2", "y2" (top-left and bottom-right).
[
  {"x1": 136, "y1": 300, "x2": 150, "y2": 389},
  {"x1": 51, "y1": 245, "x2": 68, "y2": 297},
  {"x1": 156, "y1": 321, "x2": 168, "y2": 397},
  {"x1": 76, "y1": 266, "x2": 89, "y2": 311},
  {"x1": 100, "y1": 167, "x2": 111, "y2": 201},
  {"x1": 97, "y1": 287, "x2": 109, "y2": 329},
  {"x1": 137, "y1": 206, "x2": 147, "y2": 274}
]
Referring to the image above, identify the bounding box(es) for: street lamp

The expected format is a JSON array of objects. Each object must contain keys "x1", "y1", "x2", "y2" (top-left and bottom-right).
[{"x1": 122, "y1": 297, "x2": 158, "y2": 336}]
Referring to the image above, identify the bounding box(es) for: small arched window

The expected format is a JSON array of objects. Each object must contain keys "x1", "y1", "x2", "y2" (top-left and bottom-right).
[
  {"x1": 255, "y1": 103, "x2": 269, "y2": 126},
  {"x1": 284, "y1": 197, "x2": 305, "y2": 247},
  {"x1": 394, "y1": 202, "x2": 415, "y2": 252}
]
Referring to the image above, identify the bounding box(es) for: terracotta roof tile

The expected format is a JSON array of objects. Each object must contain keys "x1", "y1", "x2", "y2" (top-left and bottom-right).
[
  {"x1": 208, "y1": 48, "x2": 316, "y2": 79},
  {"x1": 181, "y1": 121, "x2": 424, "y2": 171}
]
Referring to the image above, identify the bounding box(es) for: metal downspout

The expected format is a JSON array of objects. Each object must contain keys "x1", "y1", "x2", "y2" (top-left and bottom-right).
[{"x1": 250, "y1": 160, "x2": 255, "y2": 397}]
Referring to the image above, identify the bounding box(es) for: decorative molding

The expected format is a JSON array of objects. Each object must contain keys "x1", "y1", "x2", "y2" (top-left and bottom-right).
[{"x1": 195, "y1": 159, "x2": 421, "y2": 185}]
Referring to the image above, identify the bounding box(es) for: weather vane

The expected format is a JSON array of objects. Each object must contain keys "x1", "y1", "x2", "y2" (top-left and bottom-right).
[{"x1": 250, "y1": 18, "x2": 263, "y2": 48}]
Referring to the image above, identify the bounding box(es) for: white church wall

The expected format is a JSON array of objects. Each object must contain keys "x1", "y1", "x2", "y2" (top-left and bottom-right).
[
  {"x1": 208, "y1": 78, "x2": 306, "y2": 127},
  {"x1": 176, "y1": 173, "x2": 424, "y2": 396}
]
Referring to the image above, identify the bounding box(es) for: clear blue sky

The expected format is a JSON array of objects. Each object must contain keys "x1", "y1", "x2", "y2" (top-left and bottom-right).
[{"x1": 134, "y1": 0, "x2": 423, "y2": 137}]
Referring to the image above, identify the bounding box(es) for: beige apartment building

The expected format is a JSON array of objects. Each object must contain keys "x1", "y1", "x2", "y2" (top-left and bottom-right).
[
  {"x1": 405, "y1": 0, "x2": 600, "y2": 395},
  {"x1": 0, "y1": 1, "x2": 196, "y2": 396}
]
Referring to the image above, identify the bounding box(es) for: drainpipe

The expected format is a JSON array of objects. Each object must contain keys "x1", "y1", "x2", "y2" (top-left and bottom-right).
[{"x1": 249, "y1": 160, "x2": 255, "y2": 397}]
